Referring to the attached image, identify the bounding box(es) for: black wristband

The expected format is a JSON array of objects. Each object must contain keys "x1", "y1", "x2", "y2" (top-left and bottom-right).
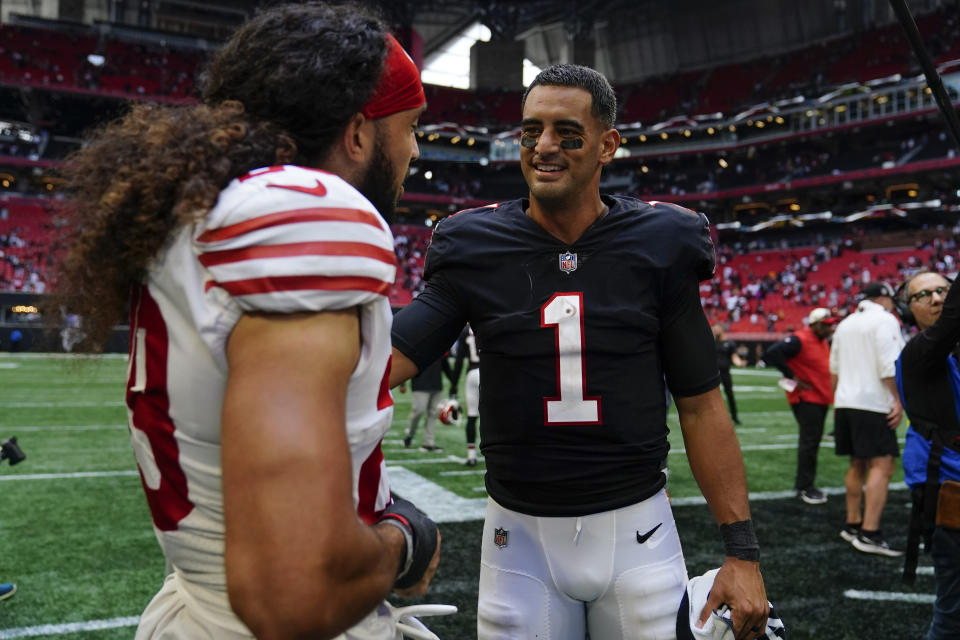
[
  {"x1": 377, "y1": 517, "x2": 414, "y2": 578},
  {"x1": 720, "y1": 519, "x2": 760, "y2": 562},
  {"x1": 377, "y1": 496, "x2": 439, "y2": 589}
]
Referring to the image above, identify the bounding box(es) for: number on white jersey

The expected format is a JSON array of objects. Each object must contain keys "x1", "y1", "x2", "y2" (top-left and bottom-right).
[{"x1": 126, "y1": 286, "x2": 195, "y2": 531}]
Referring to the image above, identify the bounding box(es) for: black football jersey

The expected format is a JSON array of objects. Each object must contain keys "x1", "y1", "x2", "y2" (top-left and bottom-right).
[{"x1": 392, "y1": 195, "x2": 720, "y2": 516}]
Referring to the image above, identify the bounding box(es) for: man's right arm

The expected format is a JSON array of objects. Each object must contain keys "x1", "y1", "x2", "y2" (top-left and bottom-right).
[
  {"x1": 391, "y1": 274, "x2": 468, "y2": 388},
  {"x1": 762, "y1": 337, "x2": 801, "y2": 379},
  {"x1": 222, "y1": 311, "x2": 438, "y2": 639},
  {"x1": 391, "y1": 348, "x2": 420, "y2": 388}
]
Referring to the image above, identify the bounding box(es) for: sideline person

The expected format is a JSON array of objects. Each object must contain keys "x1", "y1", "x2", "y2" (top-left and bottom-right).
[
  {"x1": 764, "y1": 307, "x2": 838, "y2": 505},
  {"x1": 896, "y1": 271, "x2": 960, "y2": 639},
  {"x1": 830, "y1": 282, "x2": 904, "y2": 556},
  {"x1": 713, "y1": 324, "x2": 745, "y2": 425}
]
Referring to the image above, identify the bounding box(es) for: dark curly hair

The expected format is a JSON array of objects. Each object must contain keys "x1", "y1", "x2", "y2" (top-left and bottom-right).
[
  {"x1": 56, "y1": 2, "x2": 388, "y2": 350},
  {"x1": 521, "y1": 64, "x2": 617, "y2": 130}
]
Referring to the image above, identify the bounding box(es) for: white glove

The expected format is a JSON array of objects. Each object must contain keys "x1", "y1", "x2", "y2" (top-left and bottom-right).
[
  {"x1": 342, "y1": 602, "x2": 457, "y2": 640},
  {"x1": 389, "y1": 602, "x2": 459, "y2": 640}
]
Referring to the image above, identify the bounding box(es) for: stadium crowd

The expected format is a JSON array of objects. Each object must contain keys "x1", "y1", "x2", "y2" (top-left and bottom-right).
[
  {"x1": 4, "y1": 188, "x2": 960, "y2": 333},
  {"x1": 0, "y1": 3, "x2": 958, "y2": 316},
  {"x1": 704, "y1": 229, "x2": 960, "y2": 333}
]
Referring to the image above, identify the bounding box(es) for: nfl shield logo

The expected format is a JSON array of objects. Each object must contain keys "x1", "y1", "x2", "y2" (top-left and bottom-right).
[
  {"x1": 559, "y1": 251, "x2": 578, "y2": 274},
  {"x1": 494, "y1": 527, "x2": 509, "y2": 549}
]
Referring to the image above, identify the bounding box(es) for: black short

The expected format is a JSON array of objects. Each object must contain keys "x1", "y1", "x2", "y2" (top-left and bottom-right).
[{"x1": 834, "y1": 408, "x2": 900, "y2": 459}]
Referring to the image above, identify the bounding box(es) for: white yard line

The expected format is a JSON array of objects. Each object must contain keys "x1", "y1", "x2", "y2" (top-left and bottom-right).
[
  {"x1": 0, "y1": 401, "x2": 125, "y2": 407},
  {"x1": 5, "y1": 425, "x2": 126, "y2": 432},
  {"x1": 386, "y1": 465, "x2": 487, "y2": 522},
  {"x1": 670, "y1": 482, "x2": 908, "y2": 506},
  {"x1": 844, "y1": 589, "x2": 935, "y2": 604},
  {"x1": 0, "y1": 616, "x2": 140, "y2": 639},
  {"x1": 0, "y1": 353, "x2": 126, "y2": 360},
  {"x1": 731, "y1": 369, "x2": 782, "y2": 377},
  {"x1": 0, "y1": 471, "x2": 138, "y2": 481}
]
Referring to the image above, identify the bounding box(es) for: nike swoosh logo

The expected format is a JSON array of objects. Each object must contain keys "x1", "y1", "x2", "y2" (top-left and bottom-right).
[
  {"x1": 636, "y1": 522, "x2": 663, "y2": 544},
  {"x1": 267, "y1": 179, "x2": 328, "y2": 197}
]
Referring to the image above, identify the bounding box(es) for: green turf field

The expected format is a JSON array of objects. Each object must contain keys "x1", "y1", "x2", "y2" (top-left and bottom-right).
[{"x1": 0, "y1": 355, "x2": 934, "y2": 639}]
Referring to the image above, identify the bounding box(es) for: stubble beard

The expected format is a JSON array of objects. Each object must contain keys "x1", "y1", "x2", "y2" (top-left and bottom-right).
[{"x1": 359, "y1": 137, "x2": 402, "y2": 224}]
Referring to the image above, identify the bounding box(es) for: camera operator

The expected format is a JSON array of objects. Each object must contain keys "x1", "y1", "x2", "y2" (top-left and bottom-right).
[{"x1": 896, "y1": 271, "x2": 960, "y2": 640}]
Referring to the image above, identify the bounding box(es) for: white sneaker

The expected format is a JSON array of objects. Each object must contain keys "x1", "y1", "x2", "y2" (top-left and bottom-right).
[{"x1": 852, "y1": 532, "x2": 903, "y2": 557}]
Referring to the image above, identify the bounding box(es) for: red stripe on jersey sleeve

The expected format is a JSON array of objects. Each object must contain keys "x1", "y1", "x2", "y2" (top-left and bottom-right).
[
  {"x1": 198, "y1": 241, "x2": 398, "y2": 268},
  {"x1": 218, "y1": 274, "x2": 392, "y2": 297},
  {"x1": 357, "y1": 443, "x2": 385, "y2": 524},
  {"x1": 238, "y1": 166, "x2": 285, "y2": 182},
  {"x1": 197, "y1": 207, "x2": 384, "y2": 243}
]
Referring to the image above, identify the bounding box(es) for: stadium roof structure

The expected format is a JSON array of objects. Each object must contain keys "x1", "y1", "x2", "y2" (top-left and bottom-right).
[{"x1": 140, "y1": 0, "x2": 907, "y2": 84}]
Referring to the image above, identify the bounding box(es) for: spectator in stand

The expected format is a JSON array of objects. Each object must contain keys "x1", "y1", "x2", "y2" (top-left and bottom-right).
[
  {"x1": 830, "y1": 282, "x2": 905, "y2": 556},
  {"x1": 764, "y1": 308, "x2": 838, "y2": 505},
  {"x1": 713, "y1": 324, "x2": 745, "y2": 425}
]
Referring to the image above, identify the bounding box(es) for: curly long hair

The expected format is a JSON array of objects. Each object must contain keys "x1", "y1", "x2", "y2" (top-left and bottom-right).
[{"x1": 55, "y1": 2, "x2": 388, "y2": 350}]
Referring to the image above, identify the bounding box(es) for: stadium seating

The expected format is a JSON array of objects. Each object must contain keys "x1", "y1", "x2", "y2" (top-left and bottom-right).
[
  {"x1": 0, "y1": 198, "x2": 58, "y2": 292},
  {"x1": 1, "y1": 8, "x2": 959, "y2": 317}
]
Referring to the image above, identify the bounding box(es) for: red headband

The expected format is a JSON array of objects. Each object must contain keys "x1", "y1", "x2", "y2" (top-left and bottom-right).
[{"x1": 361, "y1": 34, "x2": 425, "y2": 120}]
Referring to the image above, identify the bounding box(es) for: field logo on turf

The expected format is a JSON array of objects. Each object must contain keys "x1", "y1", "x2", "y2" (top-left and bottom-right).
[{"x1": 494, "y1": 527, "x2": 509, "y2": 549}]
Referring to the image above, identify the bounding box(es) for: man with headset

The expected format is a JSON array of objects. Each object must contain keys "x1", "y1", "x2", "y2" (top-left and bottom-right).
[{"x1": 896, "y1": 271, "x2": 960, "y2": 640}]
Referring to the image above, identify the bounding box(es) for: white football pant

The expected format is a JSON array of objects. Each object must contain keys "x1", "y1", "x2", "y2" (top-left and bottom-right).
[
  {"x1": 478, "y1": 489, "x2": 686, "y2": 640},
  {"x1": 465, "y1": 368, "x2": 480, "y2": 418}
]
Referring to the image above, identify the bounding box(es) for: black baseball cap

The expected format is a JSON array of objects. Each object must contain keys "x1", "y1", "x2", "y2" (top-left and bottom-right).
[{"x1": 861, "y1": 282, "x2": 895, "y2": 299}]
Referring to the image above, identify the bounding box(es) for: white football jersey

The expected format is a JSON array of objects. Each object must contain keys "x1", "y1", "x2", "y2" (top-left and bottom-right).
[{"x1": 126, "y1": 165, "x2": 397, "y2": 636}]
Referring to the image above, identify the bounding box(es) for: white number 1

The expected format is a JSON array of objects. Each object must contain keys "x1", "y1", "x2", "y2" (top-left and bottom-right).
[{"x1": 541, "y1": 293, "x2": 601, "y2": 424}]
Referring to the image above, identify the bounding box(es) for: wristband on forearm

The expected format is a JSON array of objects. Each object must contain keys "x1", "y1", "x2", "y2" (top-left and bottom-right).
[
  {"x1": 377, "y1": 517, "x2": 414, "y2": 581},
  {"x1": 719, "y1": 519, "x2": 760, "y2": 562},
  {"x1": 376, "y1": 496, "x2": 439, "y2": 589}
]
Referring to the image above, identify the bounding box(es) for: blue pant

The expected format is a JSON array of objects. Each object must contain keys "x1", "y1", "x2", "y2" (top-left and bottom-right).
[{"x1": 928, "y1": 525, "x2": 960, "y2": 640}]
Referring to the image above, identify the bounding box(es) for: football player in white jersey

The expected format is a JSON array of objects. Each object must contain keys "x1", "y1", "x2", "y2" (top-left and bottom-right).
[
  {"x1": 56, "y1": 4, "x2": 446, "y2": 639},
  {"x1": 449, "y1": 325, "x2": 481, "y2": 465}
]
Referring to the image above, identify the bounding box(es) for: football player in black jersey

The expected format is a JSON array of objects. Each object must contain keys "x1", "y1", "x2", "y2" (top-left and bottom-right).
[{"x1": 391, "y1": 64, "x2": 768, "y2": 639}]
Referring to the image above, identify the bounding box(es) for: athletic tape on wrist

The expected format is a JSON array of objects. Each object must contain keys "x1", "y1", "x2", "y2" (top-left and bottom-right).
[{"x1": 719, "y1": 519, "x2": 760, "y2": 562}]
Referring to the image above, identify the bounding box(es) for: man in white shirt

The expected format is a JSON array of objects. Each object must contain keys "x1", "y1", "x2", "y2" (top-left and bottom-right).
[{"x1": 830, "y1": 282, "x2": 905, "y2": 556}]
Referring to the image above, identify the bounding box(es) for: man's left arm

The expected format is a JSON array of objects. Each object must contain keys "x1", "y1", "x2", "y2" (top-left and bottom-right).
[
  {"x1": 876, "y1": 317, "x2": 904, "y2": 428},
  {"x1": 659, "y1": 271, "x2": 768, "y2": 638},
  {"x1": 882, "y1": 377, "x2": 903, "y2": 428},
  {"x1": 676, "y1": 391, "x2": 769, "y2": 639}
]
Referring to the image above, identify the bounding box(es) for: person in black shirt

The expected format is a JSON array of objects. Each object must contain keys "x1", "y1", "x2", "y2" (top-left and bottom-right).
[
  {"x1": 896, "y1": 271, "x2": 960, "y2": 639},
  {"x1": 713, "y1": 324, "x2": 745, "y2": 425},
  {"x1": 390, "y1": 64, "x2": 767, "y2": 639}
]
